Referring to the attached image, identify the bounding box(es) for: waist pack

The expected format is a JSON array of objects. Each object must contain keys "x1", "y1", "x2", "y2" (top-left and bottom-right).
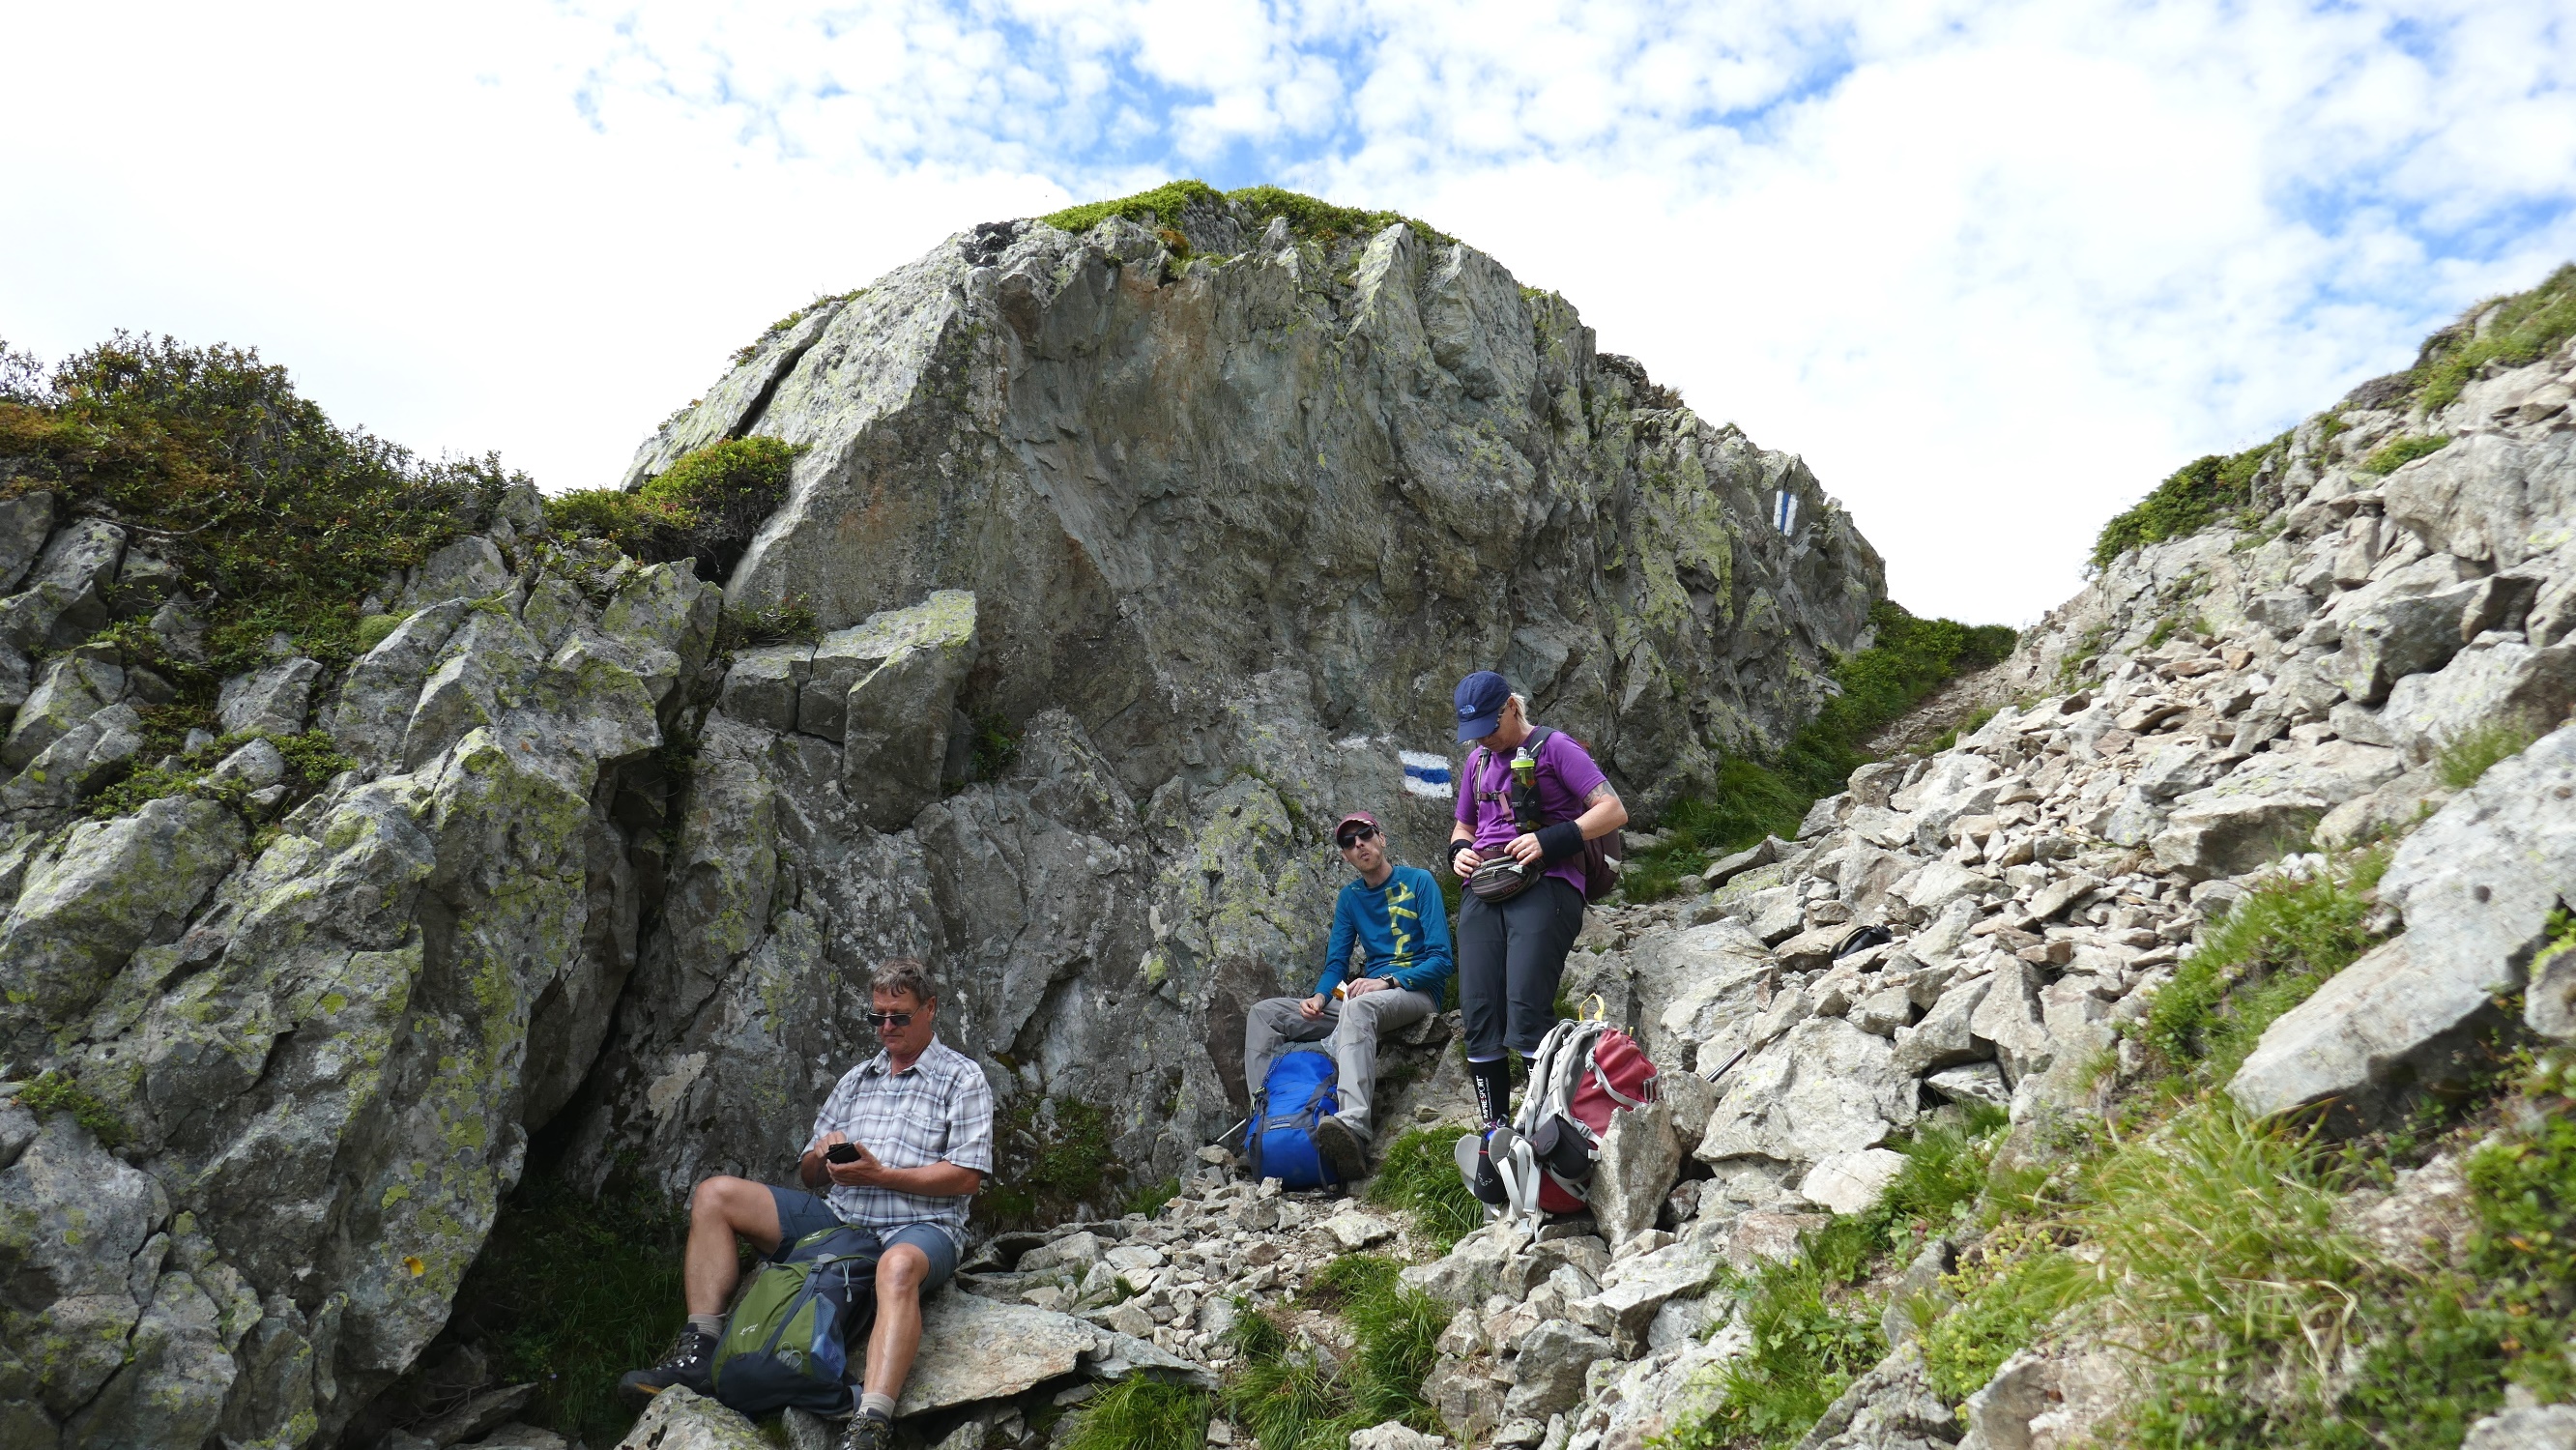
[
  {"x1": 1244, "y1": 1048, "x2": 1344, "y2": 1190},
  {"x1": 1474, "y1": 1011, "x2": 1660, "y2": 1224},
  {"x1": 1467, "y1": 856, "x2": 1538, "y2": 903},
  {"x1": 710, "y1": 1222, "x2": 883, "y2": 1417},
  {"x1": 1466, "y1": 727, "x2": 1625, "y2": 904}
]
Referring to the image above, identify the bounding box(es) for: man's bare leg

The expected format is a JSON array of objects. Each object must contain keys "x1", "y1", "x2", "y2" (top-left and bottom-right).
[
  {"x1": 684, "y1": 1175, "x2": 784, "y2": 1316},
  {"x1": 862, "y1": 1243, "x2": 932, "y2": 1403},
  {"x1": 622, "y1": 1175, "x2": 787, "y2": 1406}
]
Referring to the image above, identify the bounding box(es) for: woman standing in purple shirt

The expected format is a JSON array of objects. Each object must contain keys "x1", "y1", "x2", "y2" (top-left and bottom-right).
[{"x1": 1444, "y1": 671, "x2": 1629, "y2": 1204}]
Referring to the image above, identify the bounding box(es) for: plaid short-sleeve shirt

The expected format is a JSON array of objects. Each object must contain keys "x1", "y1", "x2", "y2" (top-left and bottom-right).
[{"x1": 805, "y1": 1036, "x2": 995, "y2": 1251}]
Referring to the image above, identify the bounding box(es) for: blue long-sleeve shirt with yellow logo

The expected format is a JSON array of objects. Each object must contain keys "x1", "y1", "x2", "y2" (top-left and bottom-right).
[{"x1": 1314, "y1": 863, "x2": 1454, "y2": 998}]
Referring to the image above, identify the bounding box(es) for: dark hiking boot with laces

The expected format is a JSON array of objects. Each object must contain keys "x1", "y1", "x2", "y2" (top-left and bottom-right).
[
  {"x1": 839, "y1": 1413, "x2": 895, "y2": 1450},
  {"x1": 1312, "y1": 1114, "x2": 1368, "y2": 1184},
  {"x1": 617, "y1": 1323, "x2": 717, "y2": 1406}
]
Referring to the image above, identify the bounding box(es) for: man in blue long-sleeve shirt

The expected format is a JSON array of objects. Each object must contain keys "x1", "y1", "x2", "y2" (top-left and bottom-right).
[{"x1": 1242, "y1": 809, "x2": 1455, "y2": 1181}]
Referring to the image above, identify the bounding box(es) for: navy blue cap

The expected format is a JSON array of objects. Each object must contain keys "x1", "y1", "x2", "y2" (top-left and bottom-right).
[{"x1": 1455, "y1": 671, "x2": 1512, "y2": 741}]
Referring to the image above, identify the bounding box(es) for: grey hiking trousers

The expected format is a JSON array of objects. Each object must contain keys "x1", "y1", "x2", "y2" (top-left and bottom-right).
[{"x1": 1242, "y1": 984, "x2": 1438, "y2": 1136}]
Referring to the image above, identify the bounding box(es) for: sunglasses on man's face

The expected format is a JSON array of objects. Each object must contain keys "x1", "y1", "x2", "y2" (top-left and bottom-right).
[
  {"x1": 1337, "y1": 827, "x2": 1378, "y2": 850},
  {"x1": 866, "y1": 1011, "x2": 914, "y2": 1030}
]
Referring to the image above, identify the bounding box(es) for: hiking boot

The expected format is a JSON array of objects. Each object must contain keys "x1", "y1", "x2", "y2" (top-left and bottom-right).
[
  {"x1": 838, "y1": 1413, "x2": 894, "y2": 1450},
  {"x1": 1456, "y1": 1129, "x2": 1508, "y2": 1208},
  {"x1": 616, "y1": 1324, "x2": 718, "y2": 1406},
  {"x1": 1313, "y1": 1115, "x2": 1368, "y2": 1183}
]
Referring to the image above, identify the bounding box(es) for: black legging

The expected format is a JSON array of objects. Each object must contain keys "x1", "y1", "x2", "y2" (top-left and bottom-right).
[{"x1": 1457, "y1": 878, "x2": 1586, "y2": 1059}]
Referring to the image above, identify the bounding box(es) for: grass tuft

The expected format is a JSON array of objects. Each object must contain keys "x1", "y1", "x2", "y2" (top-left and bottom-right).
[
  {"x1": 1366, "y1": 1126, "x2": 1485, "y2": 1251},
  {"x1": 14, "y1": 1069, "x2": 130, "y2": 1146},
  {"x1": 2092, "y1": 433, "x2": 2292, "y2": 572},
  {"x1": 1221, "y1": 1253, "x2": 1447, "y2": 1449},
  {"x1": 543, "y1": 435, "x2": 803, "y2": 579},
  {"x1": 1123, "y1": 1176, "x2": 1182, "y2": 1218},
  {"x1": 2411, "y1": 263, "x2": 2576, "y2": 413},
  {"x1": 2436, "y1": 718, "x2": 2538, "y2": 790},
  {"x1": 714, "y1": 595, "x2": 821, "y2": 652},
  {"x1": 1038, "y1": 180, "x2": 1458, "y2": 250},
  {"x1": 86, "y1": 728, "x2": 352, "y2": 822},
  {"x1": 2141, "y1": 847, "x2": 2390, "y2": 1082},
  {"x1": 2356, "y1": 433, "x2": 2451, "y2": 476},
  {"x1": 1060, "y1": 1377, "x2": 1211, "y2": 1450}
]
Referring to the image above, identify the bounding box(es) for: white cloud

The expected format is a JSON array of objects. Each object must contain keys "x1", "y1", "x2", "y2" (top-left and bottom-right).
[{"x1": 1, "y1": 0, "x2": 2569, "y2": 623}]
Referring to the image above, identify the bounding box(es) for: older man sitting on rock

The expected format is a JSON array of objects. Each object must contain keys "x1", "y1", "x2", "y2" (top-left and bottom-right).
[{"x1": 619, "y1": 958, "x2": 994, "y2": 1450}]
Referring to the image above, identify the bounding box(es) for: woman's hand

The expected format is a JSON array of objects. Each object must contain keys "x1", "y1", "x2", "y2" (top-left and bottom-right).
[
  {"x1": 1505, "y1": 832, "x2": 1544, "y2": 865},
  {"x1": 1453, "y1": 846, "x2": 1484, "y2": 874}
]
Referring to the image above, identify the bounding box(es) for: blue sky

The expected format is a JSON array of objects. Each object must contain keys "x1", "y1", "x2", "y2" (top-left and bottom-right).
[{"x1": 3, "y1": 0, "x2": 2572, "y2": 623}]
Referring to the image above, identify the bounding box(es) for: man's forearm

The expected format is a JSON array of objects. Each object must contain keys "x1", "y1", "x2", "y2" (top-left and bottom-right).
[{"x1": 875, "y1": 1162, "x2": 984, "y2": 1197}]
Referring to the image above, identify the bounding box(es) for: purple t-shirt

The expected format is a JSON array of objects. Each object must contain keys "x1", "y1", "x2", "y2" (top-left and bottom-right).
[{"x1": 1455, "y1": 729, "x2": 1609, "y2": 895}]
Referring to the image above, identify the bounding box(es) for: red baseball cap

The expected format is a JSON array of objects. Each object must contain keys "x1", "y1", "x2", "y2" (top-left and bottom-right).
[{"x1": 1332, "y1": 811, "x2": 1379, "y2": 845}]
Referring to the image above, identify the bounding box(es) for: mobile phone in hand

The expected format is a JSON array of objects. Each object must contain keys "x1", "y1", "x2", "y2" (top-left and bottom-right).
[{"x1": 825, "y1": 1143, "x2": 860, "y2": 1164}]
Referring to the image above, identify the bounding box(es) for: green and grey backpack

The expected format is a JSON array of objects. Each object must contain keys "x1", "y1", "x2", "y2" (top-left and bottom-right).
[{"x1": 710, "y1": 1222, "x2": 883, "y2": 1416}]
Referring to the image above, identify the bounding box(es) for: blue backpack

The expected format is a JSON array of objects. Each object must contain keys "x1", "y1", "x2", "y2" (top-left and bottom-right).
[
  {"x1": 709, "y1": 1221, "x2": 882, "y2": 1416},
  {"x1": 1244, "y1": 1049, "x2": 1343, "y2": 1189}
]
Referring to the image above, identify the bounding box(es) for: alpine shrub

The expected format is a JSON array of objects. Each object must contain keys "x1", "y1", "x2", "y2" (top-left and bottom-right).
[{"x1": 2092, "y1": 433, "x2": 2290, "y2": 572}]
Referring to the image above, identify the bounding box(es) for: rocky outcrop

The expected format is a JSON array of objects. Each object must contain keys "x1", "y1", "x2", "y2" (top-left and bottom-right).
[
  {"x1": 566, "y1": 195, "x2": 1886, "y2": 1210},
  {"x1": 0, "y1": 492, "x2": 720, "y2": 1447}
]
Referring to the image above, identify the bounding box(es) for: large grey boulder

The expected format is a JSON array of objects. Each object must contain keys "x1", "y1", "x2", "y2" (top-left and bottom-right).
[
  {"x1": 0, "y1": 518, "x2": 126, "y2": 652},
  {"x1": 1697, "y1": 1018, "x2": 1917, "y2": 1166},
  {"x1": 821, "y1": 590, "x2": 978, "y2": 829},
  {"x1": 1502, "y1": 1319, "x2": 1613, "y2": 1418},
  {"x1": 716, "y1": 643, "x2": 811, "y2": 734},
  {"x1": 0, "y1": 491, "x2": 53, "y2": 592},
  {"x1": 1893, "y1": 972, "x2": 1994, "y2": 1075},
  {"x1": 1617, "y1": 916, "x2": 1774, "y2": 1069},
  {"x1": 613, "y1": 1387, "x2": 767, "y2": 1449},
  {"x1": 1401, "y1": 1223, "x2": 1530, "y2": 1308},
  {"x1": 3, "y1": 651, "x2": 123, "y2": 769},
  {"x1": 0, "y1": 1116, "x2": 168, "y2": 1426},
  {"x1": 2324, "y1": 575, "x2": 2496, "y2": 703},
  {"x1": 1575, "y1": 1239, "x2": 1719, "y2": 1357},
  {"x1": 394, "y1": 535, "x2": 512, "y2": 611},
  {"x1": 893, "y1": 1290, "x2": 1210, "y2": 1417},
  {"x1": 2235, "y1": 720, "x2": 2576, "y2": 1128},
  {"x1": 0, "y1": 796, "x2": 244, "y2": 1060},
  {"x1": 2379, "y1": 637, "x2": 2576, "y2": 763},
  {"x1": 2462, "y1": 1404, "x2": 2576, "y2": 1450},
  {"x1": 1968, "y1": 958, "x2": 2055, "y2": 1085},
  {"x1": 218, "y1": 656, "x2": 326, "y2": 737},
  {"x1": 1586, "y1": 1096, "x2": 1679, "y2": 1248}
]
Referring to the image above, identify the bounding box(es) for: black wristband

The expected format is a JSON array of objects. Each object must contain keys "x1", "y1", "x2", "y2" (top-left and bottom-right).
[
  {"x1": 1449, "y1": 839, "x2": 1476, "y2": 869},
  {"x1": 1536, "y1": 821, "x2": 1585, "y2": 864}
]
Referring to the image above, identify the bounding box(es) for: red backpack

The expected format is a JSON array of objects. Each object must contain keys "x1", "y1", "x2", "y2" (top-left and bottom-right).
[{"x1": 1493, "y1": 1014, "x2": 1660, "y2": 1218}]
